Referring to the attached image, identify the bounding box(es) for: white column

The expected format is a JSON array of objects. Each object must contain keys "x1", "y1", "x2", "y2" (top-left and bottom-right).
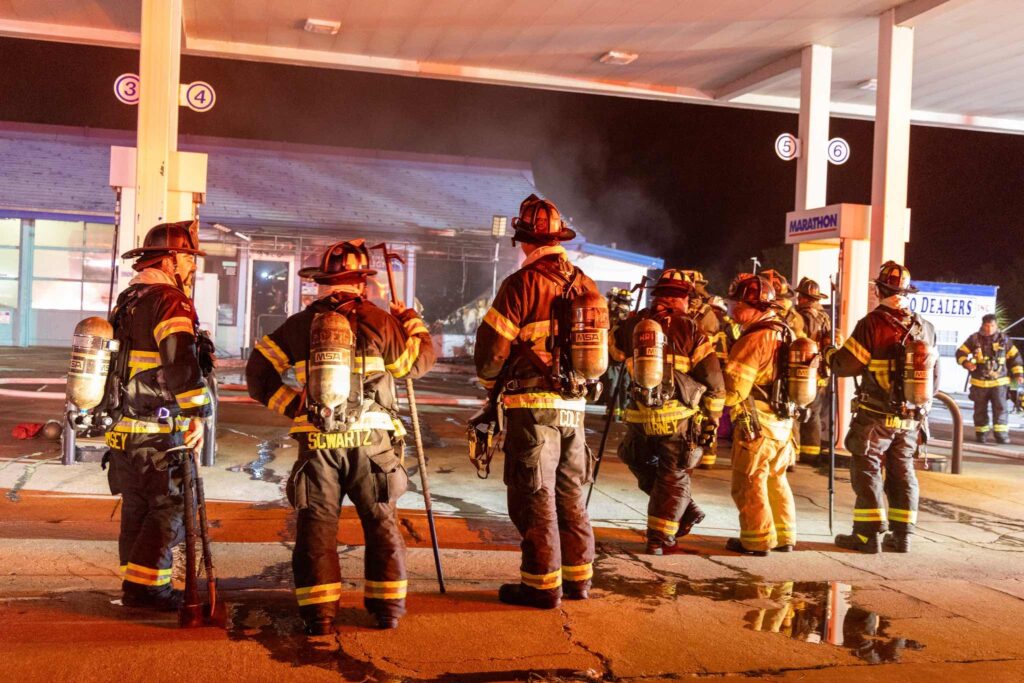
[
  {"x1": 404, "y1": 246, "x2": 417, "y2": 307},
  {"x1": 792, "y1": 45, "x2": 835, "y2": 288},
  {"x1": 869, "y1": 9, "x2": 914, "y2": 276},
  {"x1": 134, "y1": 0, "x2": 183, "y2": 245}
]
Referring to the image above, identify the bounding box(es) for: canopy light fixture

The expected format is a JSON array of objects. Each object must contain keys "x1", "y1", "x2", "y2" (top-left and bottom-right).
[
  {"x1": 304, "y1": 18, "x2": 341, "y2": 35},
  {"x1": 599, "y1": 51, "x2": 638, "y2": 66},
  {"x1": 491, "y1": 215, "x2": 508, "y2": 238}
]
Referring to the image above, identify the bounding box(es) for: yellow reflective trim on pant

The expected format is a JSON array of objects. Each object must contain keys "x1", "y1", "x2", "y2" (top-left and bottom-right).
[
  {"x1": 478, "y1": 376, "x2": 496, "y2": 389},
  {"x1": 887, "y1": 508, "x2": 917, "y2": 524},
  {"x1": 503, "y1": 392, "x2": 586, "y2": 412},
  {"x1": 740, "y1": 529, "x2": 772, "y2": 541},
  {"x1": 175, "y1": 386, "x2": 211, "y2": 409},
  {"x1": 648, "y1": 515, "x2": 681, "y2": 535},
  {"x1": 483, "y1": 307, "x2": 520, "y2": 341},
  {"x1": 364, "y1": 579, "x2": 408, "y2": 600},
  {"x1": 842, "y1": 337, "x2": 871, "y2": 365},
  {"x1": 255, "y1": 335, "x2": 290, "y2": 373},
  {"x1": 268, "y1": 385, "x2": 298, "y2": 415},
  {"x1": 700, "y1": 451, "x2": 716, "y2": 465},
  {"x1": 975, "y1": 425, "x2": 992, "y2": 433},
  {"x1": 799, "y1": 444, "x2": 821, "y2": 455},
  {"x1": 521, "y1": 569, "x2": 562, "y2": 590},
  {"x1": 853, "y1": 508, "x2": 886, "y2": 522},
  {"x1": 561, "y1": 563, "x2": 593, "y2": 582},
  {"x1": 124, "y1": 562, "x2": 172, "y2": 586},
  {"x1": 387, "y1": 336, "x2": 421, "y2": 378},
  {"x1": 295, "y1": 582, "x2": 343, "y2": 606},
  {"x1": 994, "y1": 424, "x2": 1010, "y2": 433},
  {"x1": 971, "y1": 377, "x2": 1010, "y2": 388},
  {"x1": 154, "y1": 316, "x2": 194, "y2": 345}
]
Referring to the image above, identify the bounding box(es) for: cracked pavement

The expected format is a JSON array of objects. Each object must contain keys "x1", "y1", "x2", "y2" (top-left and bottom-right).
[{"x1": 3, "y1": 353, "x2": 1024, "y2": 680}]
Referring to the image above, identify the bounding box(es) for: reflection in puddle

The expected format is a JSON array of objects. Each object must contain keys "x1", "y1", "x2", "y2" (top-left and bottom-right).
[
  {"x1": 228, "y1": 440, "x2": 284, "y2": 484},
  {"x1": 596, "y1": 570, "x2": 924, "y2": 664}
]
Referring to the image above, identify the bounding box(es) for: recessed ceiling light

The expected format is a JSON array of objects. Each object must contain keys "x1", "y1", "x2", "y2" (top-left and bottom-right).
[
  {"x1": 599, "y1": 51, "x2": 639, "y2": 66},
  {"x1": 858, "y1": 78, "x2": 878, "y2": 91},
  {"x1": 304, "y1": 18, "x2": 341, "y2": 35}
]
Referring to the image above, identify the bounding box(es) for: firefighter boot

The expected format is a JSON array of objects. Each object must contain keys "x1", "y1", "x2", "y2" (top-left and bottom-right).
[
  {"x1": 678, "y1": 500, "x2": 706, "y2": 538},
  {"x1": 834, "y1": 532, "x2": 881, "y2": 554},
  {"x1": 375, "y1": 616, "x2": 400, "y2": 630},
  {"x1": 995, "y1": 433, "x2": 1010, "y2": 445},
  {"x1": 725, "y1": 537, "x2": 768, "y2": 557},
  {"x1": 498, "y1": 583, "x2": 560, "y2": 610},
  {"x1": 883, "y1": 531, "x2": 912, "y2": 553},
  {"x1": 122, "y1": 585, "x2": 184, "y2": 612},
  {"x1": 304, "y1": 617, "x2": 335, "y2": 636},
  {"x1": 976, "y1": 431, "x2": 990, "y2": 444}
]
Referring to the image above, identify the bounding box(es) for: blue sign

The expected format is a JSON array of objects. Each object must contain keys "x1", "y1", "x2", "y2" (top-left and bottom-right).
[{"x1": 787, "y1": 211, "x2": 840, "y2": 238}]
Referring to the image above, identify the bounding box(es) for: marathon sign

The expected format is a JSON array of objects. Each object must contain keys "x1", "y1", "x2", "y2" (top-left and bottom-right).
[{"x1": 784, "y1": 204, "x2": 870, "y2": 244}]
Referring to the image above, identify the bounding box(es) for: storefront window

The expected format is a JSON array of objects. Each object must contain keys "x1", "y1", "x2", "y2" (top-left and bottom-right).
[
  {"x1": 204, "y1": 252, "x2": 239, "y2": 326},
  {"x1": 0, "y1": 248, "x2": 18, "y2": 279},
  {"x1": 34, "y1": 219, "x2": 86, "y2": 247},
  {"x1": 0, "y1": 218, "x2": 20, "y2": 247},
  {"x1": 0, "y1": 280, "x2": 17, "y2": 308},
  {"x1": 31, "y1": 219, "x2": 114, "y2": 312}
]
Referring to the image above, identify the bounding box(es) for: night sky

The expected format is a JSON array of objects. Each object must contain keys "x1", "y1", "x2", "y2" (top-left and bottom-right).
[{"x1": 2, "y1": 37, "x2": 1022, "y2": 320}]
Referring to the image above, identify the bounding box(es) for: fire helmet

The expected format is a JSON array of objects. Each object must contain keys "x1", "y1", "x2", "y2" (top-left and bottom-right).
[
  {"x1": 873, "y1": 260, "x2": 918, "y2": 295},
  {"x1": 652, "y1": 269, "x2": 695, "y2": 298},
  {"x1": 298, "y1": 239, "x2": 378, "y2": 284},
  {"x1": 795, "y1": 277, "x2": 828, "y2": 301},
  {"x1": 728, "y1": 273, "x2": 776, "y2": 310},
  {"x1": 707, "y1": 295, "x2": 728, "y2": 313},
  {"x1": 759, "y1": 269, "x2": 795, "y2": 299},
  {"x1": 122, "y1": 220, "x2": 205, "y2": 269},
  {"x1": 511, "y1": 194, "x2": 576, "y2": 244}
]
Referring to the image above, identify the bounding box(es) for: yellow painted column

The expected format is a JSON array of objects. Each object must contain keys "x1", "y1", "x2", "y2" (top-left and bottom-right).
[{"x1": 133, "y1": 0, "x2": 183, "y2": 247}]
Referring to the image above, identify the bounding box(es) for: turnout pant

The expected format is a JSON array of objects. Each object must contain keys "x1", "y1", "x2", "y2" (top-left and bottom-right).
[
  {"x1": 799, "y1": 389, "x2": 826, "y2": 463},
  {"x1": 288, "y1": 430, "x2": 408, "y2": 623},
  {"x1": 105, "y1": 431, "x2": 185, "y2": 597},
  {"x1": 503, "y1": 407, "x2": 596, "y2": 600},
  {"x1": 843, "y1": 413, "x2": 919, "y2": 536},
  {"x1": 730, "y1": 418, "x2": 797, "y2": 552},
  {"x1": 618, "y1": 420, "x2": 696, "y2": 544},
  {"x1": 970, "y1": 384, "x2": 1009, "y2": 439}
]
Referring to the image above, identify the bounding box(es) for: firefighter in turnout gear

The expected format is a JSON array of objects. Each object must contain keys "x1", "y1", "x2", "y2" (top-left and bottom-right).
[
  {"x1": 606, "y1": 287, "x2": 635, "y2": 418},
  {"x1": 760, "y1": 270, "x2": 806, "y2": 339},
  {"x1": 612, "y1": 269, "x2": 725, "y2": 554},
  {"x1": 246, "y1": 239, "x2": 435, "y2": 635},
  {"x1": 795, "y1": 278, "x2": 832, "y2": 464},
  {"x1": 474, "y1": 194, "x2": 601, "y2": 609},
  {"x1": 824, "y1": 261, "x2": 938, "y2": 554},
  {"x1": 956, "y1": 314, "x2": 1023, "y2": 444},
  {"x1": 105, "y1": 220, "x2": 213, "y2": 610},
  {"x1": 703, "y1": 295, "x2": 741, "y2": 468},
  {"x1": 680, "y1": 270, "x2": 720, "y2": 339},
  {"x1": 723, "y1": 274, "x2": 798, "y2": 556}
]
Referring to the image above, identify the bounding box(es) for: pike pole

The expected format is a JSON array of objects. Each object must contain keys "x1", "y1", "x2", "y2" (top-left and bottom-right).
[
  {"x1": 371, "y1": 243, "x2": 446, "y2": 593},
  {"x1": 586, "y1": 276, "x2": 649, "y2": 507},
  {"x1": 828, "y1": 276, "x2": 838, "y2": 535}
]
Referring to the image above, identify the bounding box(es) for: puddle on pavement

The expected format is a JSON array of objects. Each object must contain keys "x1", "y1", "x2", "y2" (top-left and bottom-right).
[
  {"x1": 228, "y1": 440, "x2": 284, "y2": 484},
  {"x1": 596, "y1": 569, "x2": 923, "y2": 664}
]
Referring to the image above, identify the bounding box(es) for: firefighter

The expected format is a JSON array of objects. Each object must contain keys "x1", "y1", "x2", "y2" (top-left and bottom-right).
[
  {"x1": 680, "y1": 270, "x2": 720, "y2": 339},
  {"x1": 246, "y1": 239, "x2": 435, "y2": 635},
  {"x1": 760, "y1": 270, "x2": 806, "y2": 339},
  {"x1": 702, "y1": 295, "x2": 741, "y2": 469},
  {"x1": 956, "y1": 314, "x2": 1023, "y2": 444},
  {"x1": 795, "y1": 277, "x2": 832, "y2": 464},
  {"x1": 824, "y1": 261, "x2": 937, "y2": 554},
  {"x1": 475, "y1": 194, "x2": 601, "y2": 609},
  {"x1": 606, "y1": 287, "x2": 635, "y2": 418},
  {"x1": 722, "y1": 274, "x2": 798, "y2": 556},
  {"x1": 613, "y1": 269, "x2": 725, "y2": 554},
  {"x1": 104, "y1": 220, "x2": 213, "y2": 610}
]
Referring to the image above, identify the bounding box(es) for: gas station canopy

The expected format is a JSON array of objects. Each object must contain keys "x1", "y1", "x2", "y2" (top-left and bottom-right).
[{"x1": 1, "y1": 0, "x2": 1022, "y2": 134}]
